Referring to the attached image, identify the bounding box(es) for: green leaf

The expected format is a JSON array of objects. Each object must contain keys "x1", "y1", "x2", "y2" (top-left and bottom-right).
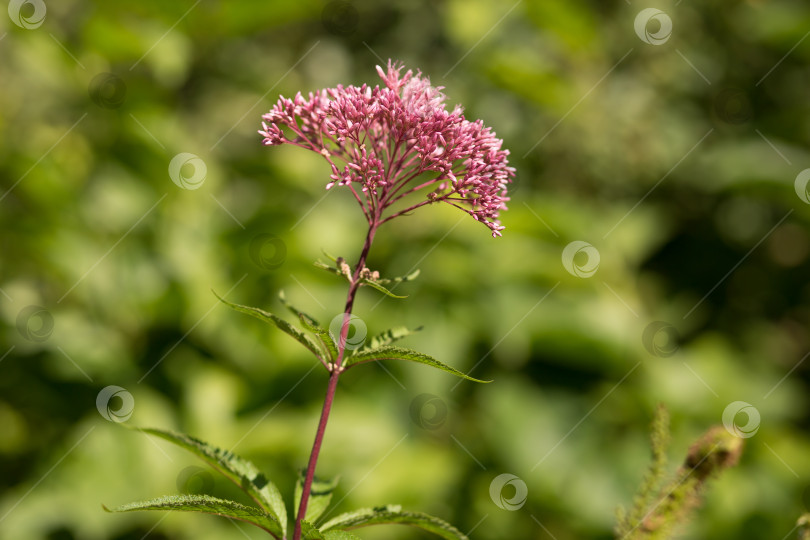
[
  {"x1": 355, "y1": 326, "x2": 422, "y2": 354},
  {"x1": 279, "y1": 291, "x2": 338, "y2": 362},
  {"x1": 315, "y1": 251, "x2": 351, "y2": 283},
  {"x1": 294, "y1": 473, "x2": 339, "y2": 524},
  {"x1": 301, "y1": 520, "x2": 325, "y2": 539},
  {"x1": 323, "y1": 531, "x2": 363, "y2": 539},
  {"x1": 314, "y1": 261, "x2": 351, "y2": 283},
  {"x1": 278, "y1": 290, "x2": 321, "y2": 326},
  {"x1": 315, "y1": 260, "x2": 342, "y2": 276},
  {"x1": 133, "y1": 427, "x2": 287, "y2": 533},
  {"x1": 377, "y1": 269, "x2": 420, "y2": 285},
  {"x1": 301, "y1": 521, "x2": 360, "y2": 539},
  {"x1": 359, "y1": 278, "x2": 408, "y2": 299},
  {"x1": 214, "y1": 290, "x2": 323, "y2": 362},
  {"x1": 342, "y1": 346, "x2": 491, "y2": 383},
  {"x1": 321, "y1": 250, "x2": 339, "y2": 263},
  {"x1": 321, "y1": 504, "x2": 468, "y2": 540},
  {"x1": 359, "y1": 269, "x2": 419, "y2": 298},
  {"x1": 104, "y1": 494, "x2": 283, "y2": 538}
]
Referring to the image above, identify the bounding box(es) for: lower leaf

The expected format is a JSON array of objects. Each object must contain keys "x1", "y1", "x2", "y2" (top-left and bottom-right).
[
  {"x1": 300, "y1": 519, "x2": 325, "y2": 539},
  {"x1": 320, "y1": 504, "x2": 469, "y2": 540},
  {"x1": 104, "y1": 494, "x2": 284, "y2": 538},
  {"x1": 132, "y1": 427, "x2": 288, "y2": 531},
  {"x1": 300, "y1": 521, "x2": 362, "y2": 540},
  {"x1": 323, "y1": 531, "x2": 362, "y2": 539}
]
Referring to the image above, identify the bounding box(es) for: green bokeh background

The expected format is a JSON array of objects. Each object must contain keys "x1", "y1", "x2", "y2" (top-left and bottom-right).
[{"x1": 2, "y1": 0, "x2": 809, "y2": 538}]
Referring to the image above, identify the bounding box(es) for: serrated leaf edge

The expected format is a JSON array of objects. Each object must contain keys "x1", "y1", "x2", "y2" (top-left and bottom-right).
[
  {"x1": 353, "y1": 326, "x2": 423, "y2": 355},
  {"x1": 129, "y1": 426, "x2": 288, "y2": 532},
  {"x1": 342, "y1": 346, "x2": 491, "y2": 383},
  {"x1": 320, "y1": 505, "x2": 469, "y2": 540},
  {"x1": 104, "y1": 494, "x2": 283, "y2": 538},
  {"x1": 213, "y1": 289, "x2": 324, "y2": 364}
]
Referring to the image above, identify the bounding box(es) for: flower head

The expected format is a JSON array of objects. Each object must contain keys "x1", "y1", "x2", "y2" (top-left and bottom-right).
[{"x1": 259, "y1": 60, "x2": 515, "y2": 236}]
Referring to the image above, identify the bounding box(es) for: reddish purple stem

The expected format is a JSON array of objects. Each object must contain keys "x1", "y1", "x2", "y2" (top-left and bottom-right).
[{"x1": 292, "y1": 223, "x2": 377, "y2": 540}]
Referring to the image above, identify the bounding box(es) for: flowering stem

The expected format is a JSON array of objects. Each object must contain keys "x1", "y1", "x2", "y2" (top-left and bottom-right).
[{"x1": 293, "y1": 222, "x2": 377, "y2": 540}]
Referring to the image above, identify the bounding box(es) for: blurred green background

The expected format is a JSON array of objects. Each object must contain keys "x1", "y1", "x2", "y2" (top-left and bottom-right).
[{"x1": 2, "y1": 0, "x2": 810, "y2": 538}]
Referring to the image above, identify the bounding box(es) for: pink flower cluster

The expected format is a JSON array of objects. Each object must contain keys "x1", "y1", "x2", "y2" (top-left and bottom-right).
[{"x1": 259, "y1": 61, "x2": 515, "y2": 236}]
